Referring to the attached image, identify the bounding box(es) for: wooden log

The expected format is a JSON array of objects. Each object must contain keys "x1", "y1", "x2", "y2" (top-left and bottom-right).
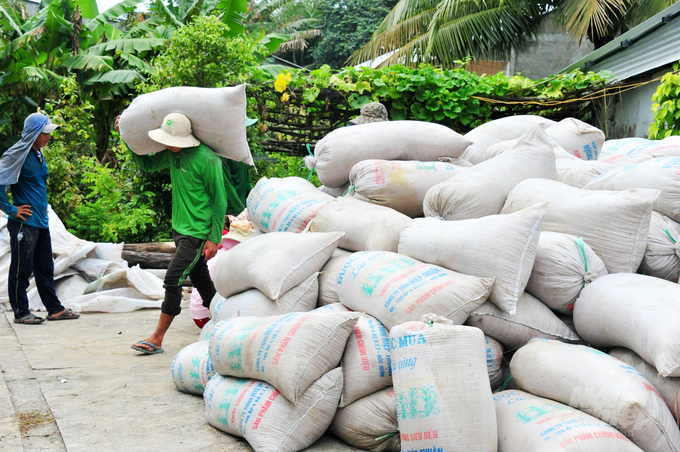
[
  {"x1": 122, "y1": 251, "x2": 174, "y2": 269},
  {"x1": 123, "y1": 242, "x2": 176, "y2": 254}
]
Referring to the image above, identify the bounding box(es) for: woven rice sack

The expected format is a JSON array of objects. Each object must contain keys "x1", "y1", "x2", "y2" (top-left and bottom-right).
[
  {"x1": 555, "y1": 147, "x2": 615, "y2": 188},
  {"x1": 340, "y1": 314, "x2": 392, "y2": 407},
  {"x1": 330, "y1": 388, "x2": 400, "y2": 452},
  {"x1": 485, "y1": 336, "x2": 504, "y2": 389},
  {"x1": 466, "y1": 293, "x2": 580, "y2": 350},
  {"x1": 308, "y1": 120, "x2": 471, "y2": 188},
  {"x1": 525, "y1": 232, "x2": 607, "y2": 314},
  {"x1": 309, "y1": 197, "x2": 412, "y2": 253},
  {"x1": 348, "y1": 160, "x2": 462, "y2": 217},
  {"x1": 391, "y1": 317, "x2": 497, "y2": 451},
  {"x1": 210, "y1": 273, "x2": 319, "y2": 321},
  {"x1": 511, "y1": 339, "x2": 680, "y2": 452},
  {"x1": 573, "y1": 273, "x2": 680, "y2": 377},
  {"x1": 313, "y1": 302, "x2": 351, "y2": 313},
  {"x1": 247, "y1": 177, "x2": 333, "y2": 233},
  {"x1": 119, "y1": 85, "x2": 252, "y2": 164},
  {"x1": 598, "y1": 138, "x2": 680, "y2": 165},
  {"x1": 317, "y1": 248, "x2": 352, "y2": 306},
  {"x1": 424, "y1": 126, "x2": 556, "y2": 220},
  {"x1": 171, "y1": 341, "x2": 215, "y2": 395},
  {"x1": 204, "y1": 368, "x2": 343, "y2": 452},
  {"x1": 213, "y1": 231, "x2": 343, "y2": 300},
  {"x1": 198, "y1": 318, "x2": 215, "y2": 341},
  {"x1": 399, "y1": 203, "x2": 546, "y2": 314},
  {"x1": 336, "y1": 251, "x2": 493, "y2": 329},
  {"x1": 209, "y1": 311, "x2": 359, "y2": 403},
  {"x1": 545, "y1": 118, "x2": 605, "y2": 160},
  {"x1": 584, "y1": 156, "x2": 680, "y2": 222},
  {"x1": 495, "y1": 390, "x2": 643, "y2": 451},
  {"x1": 502, "y1": 178, "x2": 658, "y2": 273},
  {"x1": 462, "y1": 115, "x2": 556, "y2": 164},
  {"x1": 609, "y1": 347, "x2": 680, "y2": 423},
  {"x1": 639, "y1": 211, "x2": 680, "y2": 282}
]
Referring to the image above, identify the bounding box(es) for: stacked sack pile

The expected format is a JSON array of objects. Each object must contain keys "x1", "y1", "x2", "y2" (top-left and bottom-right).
[{"x1": 171, "y1": 116, "x2": 680, "y2": 452}]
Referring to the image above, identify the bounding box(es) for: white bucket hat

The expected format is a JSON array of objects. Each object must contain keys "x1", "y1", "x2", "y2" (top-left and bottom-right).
[{"x1": 148, "y1": 113, "x2": 200, "y2": 148}]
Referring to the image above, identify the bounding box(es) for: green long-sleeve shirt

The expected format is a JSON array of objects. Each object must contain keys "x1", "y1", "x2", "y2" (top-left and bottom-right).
[{"x1": 129, "y1": 143, "x2": 227, "y2": 244}]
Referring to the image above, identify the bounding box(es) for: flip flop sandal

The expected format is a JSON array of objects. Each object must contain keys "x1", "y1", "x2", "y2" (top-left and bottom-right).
[
  {"x1": 131, "y1": 341, "x2": 164, "y2": 355},
  {"x1": 14, "y1": 314, "x2": 45, "y2": 325},
  {"x1": 46, "y1": 309, "x2": 80, "y2": 321}
]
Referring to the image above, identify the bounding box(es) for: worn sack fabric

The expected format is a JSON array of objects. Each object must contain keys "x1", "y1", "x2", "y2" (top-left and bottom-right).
[
  {"x1": 485, "y1": 336, "x2": 504, "y2": 389},
  {"x1": 199, "y1": 318, "x2": 215, "y2": 341},
  {"x1": 462, "y1": 115, "x2": 556, "y2": 164},
  {"x1": 247, "y1": 177, "x2": 334, "y2": 233},
  {"x1": 309, "y1": 197, "x2": 412, "y2": 253},
  {"x1": 545, "y1": 118, "x2": 605, "y2": 160},
  {"x1": 348, "y1": 160, "x2": 462, "y2": 217},
  {"x1": 399, "y1": 204, "x2": 546, "y2": 314},
  {"x1": 211, "y1": 273, "x2": 319, "y2": 322},
  {"x1": 204, "y1": 368, "x2": 343, "y2": 452},
  {"x1": 425, "y1": 126, "x2": 556, "y2": 220},
  {"x1": 609, "y1": 347, "x2": 680, "y2": 423},
  {"x1": 495, "y1": 390, "x2": 643, "y2": 452},
  {"x1": 313, "y1": 302, "x2": 351, "y2": 313},
  {"x1": 573, "y1": 273, "x2": 680, "y2": 377},
  {"x1": 318, "y1": 183, "x2": 350, "y2": 197},
  {"x1": 171, "y1": 341, "x2": 215, "y2": 395},
  {"x1": 598, "y1": 137, "x2": 680, "y2": 165},
  {"x1": 330, "y1": 387, "x2": 400, "y2": 452},
  {"x1": 639, "y1": 212, "x2": 680, "y2": 282},
  {"x1": 119, "y1": 85, "x2": 252, "y2": 164},
  {"x1": 501, "y1": 178, "x2": 658, "y2": 273},
  {"x1": 466, "y1": 293, "x2": 580, "y2": 350},
  {"x1": 336, "y1": 251, "x2": 493, "y2": 329},
  {"x1": 209, "y1": 311, "x2": 359, "y2": 403},
  {"x1": 511, "y1": 339, "x2": 680, "y2": 452},
  {"x1": 340, "y1": 314, "x2": 392, "y2": 407},
  {"x1": 317, "y1": 248, "x2": 353, "y2": 307},
  {"x1": 391, "y1": 319, "x2": 497, "y2": 452},
  {"x1": 309, "y1": 120, "x2": 471, "y2": 188},
  {"x1": 555, "y1": 147, "x2": 615, "y2": 188},
  {"x1": 526, "y1": 232, "x2": 607, "y2": 314},
  {"x1": 584, "y1": 156, "x2": 680, "y2": 222},
  {"x1": 213, "y1": 231, "x2": 343, "y2": 300}
]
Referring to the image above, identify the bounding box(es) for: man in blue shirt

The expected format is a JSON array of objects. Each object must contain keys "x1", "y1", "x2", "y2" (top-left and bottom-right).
[{"x1": 0, "y1": 113, "x2": 80, "y2": 324}]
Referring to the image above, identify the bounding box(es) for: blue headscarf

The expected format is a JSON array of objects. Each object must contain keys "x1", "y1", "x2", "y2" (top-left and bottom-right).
[{"x1": 0, "y1": 113, "x2": 49, "y2": 187}]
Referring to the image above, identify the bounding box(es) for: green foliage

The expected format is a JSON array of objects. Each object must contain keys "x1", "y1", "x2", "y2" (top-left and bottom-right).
[
  {"x1": 649, "y1": 63, "x2": 680, "y2": 139},
  {"x1": 140, "y1": 15, "x2": 261, "y2": 91},
  {"x1": 312, "y1": 0, "x2": 398, "y2": 69},
  {"x1": 66, "y1": 145, "x2": 158, "y2": 243},
  {"x1": 43, "y1": 77, "x2": 160, "y2": 242},
  {"x1": 253, "y1": 63, "x2": 613, "y2": 131},
  {"x1": 251, "y1": 153, "x2": 320, "y2": 186}
]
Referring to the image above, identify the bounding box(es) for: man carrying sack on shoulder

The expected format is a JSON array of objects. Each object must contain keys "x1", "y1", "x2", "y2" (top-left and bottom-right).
[{"x1": 117, "y1": 113, "x2": 227, "y2": 354}]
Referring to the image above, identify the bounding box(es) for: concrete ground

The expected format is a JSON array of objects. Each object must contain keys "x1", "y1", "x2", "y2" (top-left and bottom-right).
[{"x1": 0, "y1": 309, "x2": 358, "y2": 452}]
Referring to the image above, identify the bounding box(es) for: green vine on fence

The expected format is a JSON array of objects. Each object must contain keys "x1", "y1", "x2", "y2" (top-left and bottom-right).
[
  {"x1": 649, "y1": 62, "x2": 680, "y2": 139},
  {"x1": 249, "y1": 63, "x2": 613, "y2": 156}
]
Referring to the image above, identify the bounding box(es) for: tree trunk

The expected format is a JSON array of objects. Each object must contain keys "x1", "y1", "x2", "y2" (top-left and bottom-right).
[
  {"x1": 122, "y1": 251, "x2": 174, "y2": 269},
  {"x1": 123, "y1": 242, "x2": 176, "y2": 253}
]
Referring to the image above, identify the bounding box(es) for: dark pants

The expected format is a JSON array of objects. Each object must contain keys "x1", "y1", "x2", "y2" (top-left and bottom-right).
[
  {"x1": 162, "y1": 231, "x2": 216, "y2": 316},
  {"x1": 7, "y1": 220, "x2": 65, "y2": 319}
]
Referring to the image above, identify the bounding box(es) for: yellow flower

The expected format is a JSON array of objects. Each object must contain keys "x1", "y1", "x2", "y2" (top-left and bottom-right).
[
  {"x1": 275, "y1": 73, "x2": 288, "y2": 93},
  {"x1": 281, "y1": 92, "x2": 290, "y2": 102}
]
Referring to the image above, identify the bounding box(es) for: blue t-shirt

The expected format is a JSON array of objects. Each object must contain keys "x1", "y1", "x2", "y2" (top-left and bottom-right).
[{"x1": 0, "y1": 149, "x2": 49, "y2": 228}]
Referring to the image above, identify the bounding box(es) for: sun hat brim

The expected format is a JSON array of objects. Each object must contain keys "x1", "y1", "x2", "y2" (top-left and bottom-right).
[
  {"x1": 148, "y1": 128, "x2": 200, "y2": 148},
  {"x1": 41, "y1": 123, "x2": 60, "y2": 134}
]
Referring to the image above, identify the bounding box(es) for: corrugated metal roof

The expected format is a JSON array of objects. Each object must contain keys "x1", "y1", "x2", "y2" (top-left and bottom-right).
[{"x1": 560, "y1": 2, "x2": 680, "y2": 80}]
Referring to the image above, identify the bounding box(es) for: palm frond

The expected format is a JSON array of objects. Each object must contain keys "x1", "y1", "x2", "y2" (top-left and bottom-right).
[
  {"x1": 61, "y1": 53, "x2": 113, "y2": 71},
  {"x1": 0, "y1": 1, "x2": 21, "y2": 35},
  {"x1": 216, "y1": 0, "x2": 247, "y2": 36},
  {"x1": 21, "y1": 66, "x2": 65, "y2": 86},
  {"x1": 150, "y1": 0, "x2": 184, "y2": 29},
  {"x1": 276, "y1": 29, "x2": 320, "y2": 51},
  {"x1": 349, "y1": 9, "x2": 436, "y2": 65},
  {"x1": 123, "y1": 15, "x2": 166, "y2": 37},
  {"x1": 555, "y1": 0, "x2": 627, "y2": 42},
  {"x1": 87, "y1": 0, "x2": 145, "y2": 31},
  {"x1": 118, "y1": 51, "x2": 153, "y2": 71},
  {"x1": 85, "y1": 69, "x2": 143, "y2": 84},
  {"x1": 88, "y1": 37, "x2": 167, "y2": 54},
  {"x1": 72, "y1": 0, "x2": 99, "y2": 20},
  {"x1": 375, "y1": 0, "x2": 441, "y2": 34}
]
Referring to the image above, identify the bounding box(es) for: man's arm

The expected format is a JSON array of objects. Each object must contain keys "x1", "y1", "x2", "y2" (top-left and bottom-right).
[
  {"x1": 0, "y1": 187, "x2": 16, "y2": 217},
  {"x1": 202, "y1": 157, "x2": 228, "y2": 246}
]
